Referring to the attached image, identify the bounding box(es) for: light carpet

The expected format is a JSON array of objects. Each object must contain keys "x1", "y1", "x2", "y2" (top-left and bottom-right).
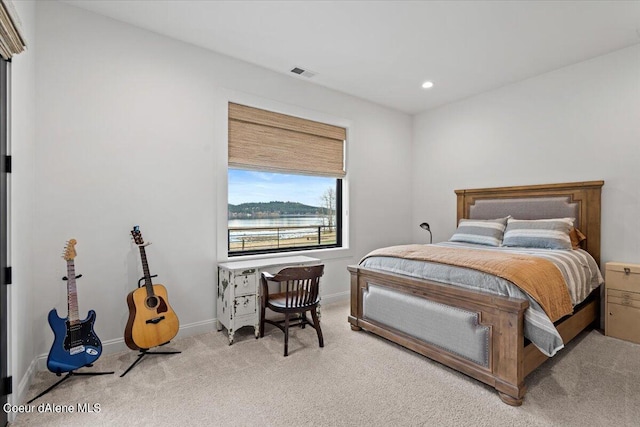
[{"x1": 10, "y1": 300, "x2": 640, "y2": 426}]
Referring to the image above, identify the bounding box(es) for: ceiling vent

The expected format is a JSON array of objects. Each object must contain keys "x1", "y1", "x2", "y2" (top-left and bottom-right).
[{"x1": 290, "y1": 67, "x2": 316, "y2": 78}]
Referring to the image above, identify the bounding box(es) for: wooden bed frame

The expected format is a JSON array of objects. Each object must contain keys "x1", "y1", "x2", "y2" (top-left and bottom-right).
[{"x1": 348, "y1": 180, "x2": 604, "y2": 406}]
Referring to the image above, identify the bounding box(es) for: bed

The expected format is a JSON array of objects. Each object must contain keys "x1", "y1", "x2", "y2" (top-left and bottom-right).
[{"x1": 348, "y1": 180, "x2": 604, "y2": 406}]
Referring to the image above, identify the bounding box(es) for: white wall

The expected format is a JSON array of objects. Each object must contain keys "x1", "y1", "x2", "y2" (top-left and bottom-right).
[
  {"x1": 10, "y1": 0, "x2": 37, "y2": 407},
  {"x1": 412, "y1": 45, "x2": 640, "y2": 265},
  {"x1": 30, "y1": 0, "x2": 413, "y2": 362}
]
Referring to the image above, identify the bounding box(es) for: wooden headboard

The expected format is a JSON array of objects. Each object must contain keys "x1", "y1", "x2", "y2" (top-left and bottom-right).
[{"x1": 454, "y1": 181, "x2": 604, "y2": 265}]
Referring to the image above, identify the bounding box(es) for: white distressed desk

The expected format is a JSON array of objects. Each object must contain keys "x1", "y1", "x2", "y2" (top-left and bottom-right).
[{"x1": 216, "y1": 255, "x2": 320, "y2": 344}]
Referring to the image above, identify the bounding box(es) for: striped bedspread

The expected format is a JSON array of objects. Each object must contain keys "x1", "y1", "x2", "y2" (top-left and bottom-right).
[{"x1": 359, "y1": 242, "x2": 603, "y2": 356}]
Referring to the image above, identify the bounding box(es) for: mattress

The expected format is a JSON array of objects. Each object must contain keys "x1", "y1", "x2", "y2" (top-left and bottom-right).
[{"x1": 359, "y1": 241, "x2": 604, "y2": 356}]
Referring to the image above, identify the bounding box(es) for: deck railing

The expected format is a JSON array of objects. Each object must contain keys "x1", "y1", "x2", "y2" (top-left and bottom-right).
[{"x1": 228, "y1": 225, "x2": 335, "y2": 252}]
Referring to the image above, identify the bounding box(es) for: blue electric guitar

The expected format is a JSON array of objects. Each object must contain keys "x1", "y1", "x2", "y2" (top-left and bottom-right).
[{"x1": 46, "y1": 239, "x2": 102, "y2": 374}]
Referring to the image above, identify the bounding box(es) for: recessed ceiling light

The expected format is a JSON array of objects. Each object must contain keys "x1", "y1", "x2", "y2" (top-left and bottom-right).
[{"x1": 422, "y1": 81, "x2": 434, "y2": 89}]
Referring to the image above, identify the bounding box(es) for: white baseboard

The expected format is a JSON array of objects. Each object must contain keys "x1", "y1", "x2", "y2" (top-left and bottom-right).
[
  {"x1": 9, "y1": 357, "x2": 38, "y2": 416},
  {"x1": 19, "y1": 293, "x2": 349, "y2": 405},
  {"x1": 35, "y1": 318, "x2": 218, "y2": 372},
  {"x1": 321, "y1": 290, "x2": 350, "y2": 305},
  {"x1": 29, "y1": 293, "x2": 347, "y2": 372}
]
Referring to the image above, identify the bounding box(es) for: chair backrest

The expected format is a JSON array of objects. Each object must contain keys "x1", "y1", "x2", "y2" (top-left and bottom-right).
[{"x1": 263, "y1": 265, "x2": 324, "y2": 309}]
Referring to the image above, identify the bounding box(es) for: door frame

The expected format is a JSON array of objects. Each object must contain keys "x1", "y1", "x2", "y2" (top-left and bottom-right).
[{"x1": 1, "y1": 57, "x2": 10, "y2": 427}]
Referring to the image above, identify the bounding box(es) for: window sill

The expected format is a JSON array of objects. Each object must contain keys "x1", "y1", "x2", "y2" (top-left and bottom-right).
[{"x1": 223, "y1": 246, "x2": 354, "y2": 263}]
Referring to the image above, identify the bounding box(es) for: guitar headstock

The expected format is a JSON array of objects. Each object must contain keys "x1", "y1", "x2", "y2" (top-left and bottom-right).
[
  {"x1": 131, "y1": 225, "x2": 145, "y2": 246},
  {"x1": 63, "y1": 239, "x2": 77, "y2": 261}
]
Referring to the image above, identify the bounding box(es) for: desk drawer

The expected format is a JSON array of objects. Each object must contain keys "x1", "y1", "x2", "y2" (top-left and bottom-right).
[
  {"x1": 234, "y1": 295, "x2": 256, "y2": 317},
  {"x1": 234, "y1": 271, "x2": 257, "y2": 296}
]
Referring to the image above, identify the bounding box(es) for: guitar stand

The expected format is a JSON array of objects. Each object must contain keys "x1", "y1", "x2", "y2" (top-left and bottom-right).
[
  {"x1": 119, "y1": 274, "x2": 181, "y2": 377},
  {"x1": 119, "y1": 346, "x2": 181, "y2": 378},
  {"x1": 27, "y1": 366, "x2": 114, "y2": 404},
  {"x1": 138, "y1": 274, "x2": 157, "y2": 288}
]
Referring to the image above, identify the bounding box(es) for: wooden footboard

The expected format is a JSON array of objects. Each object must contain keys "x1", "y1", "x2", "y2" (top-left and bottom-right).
[{"x1": 348, "y1": 265, "x2": 599, "y2": 406}]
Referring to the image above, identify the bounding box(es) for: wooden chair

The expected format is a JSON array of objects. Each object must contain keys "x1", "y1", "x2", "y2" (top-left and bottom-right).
[{"x1": 259, "y1": 265, "x2": 324, "y2": 356}]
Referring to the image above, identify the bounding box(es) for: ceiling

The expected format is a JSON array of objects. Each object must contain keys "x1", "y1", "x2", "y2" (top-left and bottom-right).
[{"x1": 62, "y1": 1, "x2": 640, "y2": 114}]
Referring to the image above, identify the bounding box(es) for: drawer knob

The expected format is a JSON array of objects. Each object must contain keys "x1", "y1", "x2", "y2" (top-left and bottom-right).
[{"x1": 624, "y1": 267, "x2": 631, "y2": 275}]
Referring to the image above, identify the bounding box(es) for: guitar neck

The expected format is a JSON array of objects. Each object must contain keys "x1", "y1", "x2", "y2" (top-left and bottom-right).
[
  {"x1": 138, "y1": 245, "x2": 155, "y2": 295},
  {"x1": 66, "y1": 259, "x2": 80, "y2": 324}
]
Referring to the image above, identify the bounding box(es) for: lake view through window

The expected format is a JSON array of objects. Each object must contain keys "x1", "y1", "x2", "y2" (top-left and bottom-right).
[{"x1": 228, "y1": 169, "x2": 341, "y2": 255}]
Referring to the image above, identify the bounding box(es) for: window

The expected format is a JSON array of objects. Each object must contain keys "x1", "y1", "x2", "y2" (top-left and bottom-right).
[
  {"x1": 228, "y1": 169, "x2": 342, "y2": 255},
  {"x1": 227, "y1": 103, "x2": 345, "y2": 256}
]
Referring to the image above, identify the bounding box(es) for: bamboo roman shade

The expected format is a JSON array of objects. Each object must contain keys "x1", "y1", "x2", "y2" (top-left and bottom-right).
[
  {"x1": 228, "y1": 103, "x2": 346, "y2": 177},
  {"x1": 0, "y1": 0, "x2": 26, "y2": 60}
]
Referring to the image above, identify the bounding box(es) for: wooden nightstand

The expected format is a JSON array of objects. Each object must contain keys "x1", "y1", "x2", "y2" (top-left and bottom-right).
[{"x1": 605, "y1": 262, "x2": 640, "y2": 344}]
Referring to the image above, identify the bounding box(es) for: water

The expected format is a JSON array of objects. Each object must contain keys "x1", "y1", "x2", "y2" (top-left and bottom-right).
[
  {"x1": 229, "y1": 216, "x2": 330, "y2": 228},
  {"x1": 228, "y1": 216, "x2": 334, "y2": 243}
]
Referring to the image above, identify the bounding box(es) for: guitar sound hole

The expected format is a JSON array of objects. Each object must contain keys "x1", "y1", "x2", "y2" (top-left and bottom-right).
[{"x1": 146, "y1": 296, "x2": 159, "y2": 309}]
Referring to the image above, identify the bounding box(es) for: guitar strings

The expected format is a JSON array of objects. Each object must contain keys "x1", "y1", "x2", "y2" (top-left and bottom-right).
[{"x1": 68, "y1": 259, "x2": 81, "y2": 350}]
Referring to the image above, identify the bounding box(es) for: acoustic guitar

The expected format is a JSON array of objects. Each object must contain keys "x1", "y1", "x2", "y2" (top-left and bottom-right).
[
  {"x1": 46, "y1": 239, "x2": 102, "y2": 374},
  {"x1": 124, "y1": 226, "x2": 179, "y2": 350}
]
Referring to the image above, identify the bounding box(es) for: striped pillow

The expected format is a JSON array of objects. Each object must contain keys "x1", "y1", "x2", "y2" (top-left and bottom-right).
[
  {"x1": 449, "y1": 217, "x2": 509, "y2": 247},
  {"x1": 502, "y1": 218, "x2": 574, "y2": 250}
]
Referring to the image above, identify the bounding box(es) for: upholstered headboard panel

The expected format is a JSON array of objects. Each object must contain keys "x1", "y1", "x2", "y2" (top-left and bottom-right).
[
  {"x1": 455, "y1": 181, "x2": 604, "y2": 265},
  {"x1": 468, "y1": 196, "x2": 581, "y2": 228}
]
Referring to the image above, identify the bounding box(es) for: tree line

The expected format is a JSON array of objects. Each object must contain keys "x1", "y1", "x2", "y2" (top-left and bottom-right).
[{"x1": 229, "y1": 201, "x2": 322, "y2": 218}]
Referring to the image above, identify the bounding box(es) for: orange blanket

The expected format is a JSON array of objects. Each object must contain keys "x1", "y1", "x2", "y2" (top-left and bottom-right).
[{"x1": 362, "y1": 244, "x2": 573, "y2": 322}]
